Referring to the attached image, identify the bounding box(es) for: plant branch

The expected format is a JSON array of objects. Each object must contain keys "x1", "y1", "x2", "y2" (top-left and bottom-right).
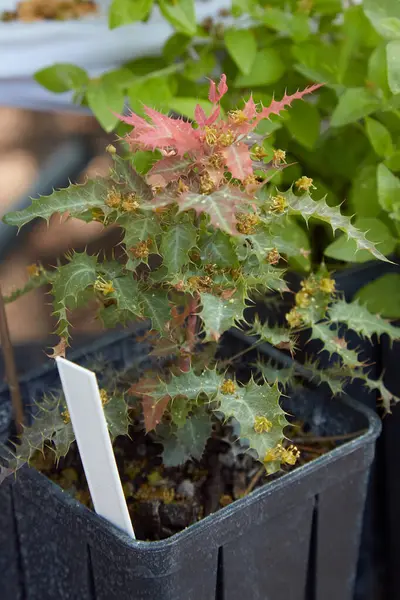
[{"x1": 0, "y1": 283, "x2": 23, "y2": 435}]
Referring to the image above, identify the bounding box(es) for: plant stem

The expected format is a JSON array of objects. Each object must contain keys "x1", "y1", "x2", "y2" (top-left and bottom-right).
[{"x1": 0, "y1": 283, "x2": 23, "y2": 435}]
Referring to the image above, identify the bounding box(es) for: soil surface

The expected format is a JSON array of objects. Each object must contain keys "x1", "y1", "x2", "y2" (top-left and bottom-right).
[{"x1": 33, "y1": 415, "x2": 344, "y2": 541}]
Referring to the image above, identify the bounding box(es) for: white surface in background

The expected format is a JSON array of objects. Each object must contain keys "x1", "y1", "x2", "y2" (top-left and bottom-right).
[
  {"x1": 56, "y1": 357, "x2": 135, "y2": 539},
  {"x1": 0, "y1": 0, "x2": 230, "y2": 111}
]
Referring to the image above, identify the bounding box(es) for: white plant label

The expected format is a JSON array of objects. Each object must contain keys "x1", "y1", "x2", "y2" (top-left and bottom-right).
[{"x1": 56, "y1": 357, "x2": 135, "y2": 539}]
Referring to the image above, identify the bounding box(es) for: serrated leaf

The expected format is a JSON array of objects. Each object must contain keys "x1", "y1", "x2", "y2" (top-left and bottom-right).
[
  {"x1": 310, "y1": 322, "x2": 361, "y2": 367},
  {"x1": 151, "y1": 368, "x2": 222, "y2": 402},
  {"x1": 111, "y1": 155, "x2": 153, "y2": 201},
  {"x1": 178, "y1": 186, "x2": 250, "y2": 235},
  {"x1": 218, "y1": 379, "x2": 287, "y2": 462},
  {"x1": 355, "y1": 274, "x2": 400, "y2": 319},
  {"x1": 104, "y1": 395, "x2": 130, "y2": 439},
  {"x1": 162, "y1": 409, "x2": 212, "y2": 466},
  {"x1": 247, "y1": 318, "x2": 292, "y2": 347},
  {"x1": 97, "y1": 265, "x2": 142, "y2": 316},
  {"x1": 7, "y1": 395, "x2": 74, "y2": 471},
  {"x1": 224, "y1": 28, "x2": 257, "y2": 75},
  {"x1": 160, "y1": 222, "x2": 197, "y2": 273},
  {"x1": 199, "y1": 230, "x2": 239, "y2": 268},
  {"x1": 328, "y1": 299, "x2": 400, "y2": 341},
  {"x1": 200, "y1": 293, "x2": 246, "y2": 341},
  {"x1": 139, "y1": 289, "x2": 171, "y2": 332},
  {"x1": 361, "y1": 376, "x2": 400, "y2": 412},
  {"x1": 284, "y1": 189, "x2": 390, "y2": 262},
  {"x1": 324, "y1": 217, "x2": 396, "y2": 263},
  {"x1": 3, "y1": 179, "x2": 109, "y2": 229},
  {"x1": 52, "y1": 253, "x2": 97, "y2": 340},
  {"x1": 119, "y1": 213, "x2": 161, "y2": 249},
  {"x1": 170, "y1": 396, "x2": 191, "y2": 428},
  {"x1": 222, "y1": 143, "x2": 253, "y2": 181}
]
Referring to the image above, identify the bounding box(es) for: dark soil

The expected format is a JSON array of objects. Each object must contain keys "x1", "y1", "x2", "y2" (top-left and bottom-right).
[{"x1": 33, "y1": 415, "x2": 343, "y2": 542}]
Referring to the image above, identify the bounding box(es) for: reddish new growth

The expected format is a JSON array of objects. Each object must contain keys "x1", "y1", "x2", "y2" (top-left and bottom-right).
[{"x1": 117, "y1": 75, "x2": 322, "y2": 235}]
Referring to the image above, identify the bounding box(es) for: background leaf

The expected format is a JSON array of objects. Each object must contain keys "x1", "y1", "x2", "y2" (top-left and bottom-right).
[
  {"x1": 365, "y1": 117, "x2": 394, "y2": 157},
  {"x1": 355, "y1": 274, "x2": 400, "y2": 318},
  {"x1": 86, "y1": 79, "x2": 125, "y2": 132},
  {"x1": 234, "y1": 48, "x2": 285, "y2": 87},
  {"x1": 331, "y1": 88, "x2": 381, "y2": 127},
  {"x1": 158, "y1": 0, "x2": 196, "y2": 36},
  {"x1": 224, "y1": 29, "x2": 257, "y2": 75},
  {"x1": 34, "y1": 64, "x2": 88, "y2": 93}
]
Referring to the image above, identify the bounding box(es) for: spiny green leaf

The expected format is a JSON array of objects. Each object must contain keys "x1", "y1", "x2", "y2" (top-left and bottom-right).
[
  {"x1": 160, "y1": 222, "x2": 197, "y2": 273},
  {"x1": 199, "y1": 230, "x2": 239, "y2": 268},
  {"x1": 3, "y1": 179, "x2": 109, "y2": 229},
  {"x1": 119, "y1": 213, "x2": 161, "y2": 250},
  {"x1": 284, "y1": 188, "x2": 390, "y2": 262},
  {"x1": 200, "y1": 293, "x2": 246, "y2": 341},
  {"x1": 110, "y1": 154, "x2": 153, "y2": 201},
  {"x1": 310, "y1": 322, "x2": 361, "y2": 367},
  {"x1": 218, "y1": 379, "x2": 288, "y2": 465},
  {"x1": 360, "y1": 375, "x2": 400, "y2": 412},
  {"x1": 247, "y1": 317, "x2": 292, "y2": 347},
  {"x1": 139, "y1": 289, "x2": 171, "y2": 332},
  {"x1": 161, "y1": 409, "x2": 213, "y2": 466},
  {"x1": 150, "y1": 368, "x2": 222, "y2": 402},
  {"x1": 324, "y1": 217, "x2": 396, "y2": 263},
  {"x1": 178, "y1": 186, "x2": 249, "y2": 235},
  {"x1": 8, "y1": 395, "x2": 74, "y2": 471},
  {"x1": 170, "y1": 396, "x2": 191, "y2": 428},
  {"x1": 104, "y1": 395, "x2": 131, "y2": 439},
  {"x1": 52, "y1": 253, "x2": 97, "y2": 340},
  {"x1": 328, "y1": 299, "x2": 400, "y2": 341}
]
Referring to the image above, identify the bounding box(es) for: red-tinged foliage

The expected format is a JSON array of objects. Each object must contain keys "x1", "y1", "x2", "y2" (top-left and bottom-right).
[
  {"x1": 141, "y1": 395, "x2": 170, "y2": 432},
  {"x1": 116, "y1": 75, "x2": 323, "y2": 236},
  {"x1": 178, "y1": 186, "x2": 250, "y2": 235},
  {"x1": 255, "y1": 84, "x2": 323, "y2": 124},
  {"x1": 222, "y1": 143, "x2": 253, "y2": 181},
  {"x1": 208, "y1": 74, "x2": 228, "y2": 104}
]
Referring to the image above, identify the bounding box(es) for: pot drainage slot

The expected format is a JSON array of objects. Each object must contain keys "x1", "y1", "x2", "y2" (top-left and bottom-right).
[{"x1": 215, "y1": 545, "x2": 224, "y2": 600}]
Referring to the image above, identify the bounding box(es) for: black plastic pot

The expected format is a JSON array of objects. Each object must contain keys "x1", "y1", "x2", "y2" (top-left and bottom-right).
[{"x1": 0, "y1": 329, "x2": 380, "y2": 600}]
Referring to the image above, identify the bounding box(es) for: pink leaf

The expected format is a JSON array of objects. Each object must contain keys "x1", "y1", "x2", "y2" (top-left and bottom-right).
[
  {"x1": 114, "y1": 111, "x2": 148, "y2": 129},
  {"x1": 208, "y1": 74, "x2": 228, "y2": 104},
  {"x1": 243, "y1": 95, "x2": 257, "y2": 119},
  {"x1": 256, "y1": 84, "x2": 323, "y2": 124},
  {"x1": 222, "y1": 143, "x2": 253, "y2": 181},
  {"x1": 205, "y1": 106, "x2": 220, "y2": 126},
  {"x1": 195, "y1": 104, "x2": 208, "y2": 127},
  {"x1": 218, "y1": 74, "x2": 228, "y2": 99},
  {"x1": 147, "y1": 156, "x2": 193, "y2": 185},
  {"x1": 177, "y1": 185, "x2": 250, "y2": 235}
]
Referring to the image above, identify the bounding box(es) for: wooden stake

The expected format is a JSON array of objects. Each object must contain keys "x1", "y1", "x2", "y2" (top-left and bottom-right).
[{"x1": 0, "y1": 283, "x2": 24, "y2": 435}]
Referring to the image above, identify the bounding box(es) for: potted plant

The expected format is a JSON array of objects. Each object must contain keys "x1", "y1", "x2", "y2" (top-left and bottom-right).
[{"x1": 0, "y1": 75, "x2": 396, "y2": 599}]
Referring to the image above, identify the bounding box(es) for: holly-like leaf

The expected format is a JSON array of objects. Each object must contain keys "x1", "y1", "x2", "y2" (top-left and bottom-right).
[
  {"x1": 103, "y1": 395, "x2": 131, "y2": 439},
  {"x1": 139, "y1": 289, "x2": 171, "y2": 332},
  {"x1": 7, "y1": 394, "x2": 74, "y2": 471},
  {"x1": 150, "y1": 368, "x2": 223, "y2": 402},
  {"x1": 147, "y1": 156, "x2": 193, "y2": 186},
  {"x1": 360, "y1": 376, "x2": 400, "y2": 413},
  {"x1": 218, "y1": 379, "x2": 288, "y2": 465},
  {"x1": 3, "y1": 179, "x2": 109, "y2": 229},
  {"x1": 162, "y1": 409, "x2": 213, "y2": 466},
  {"x1": 328, "y1": 299, "x2": 400, "y2": 342},
  {"x1": 160, "y1": 222, "x2": 197, "y2": 273},
  {"x1": 178, "y1": 185, "x2": 250, "y2": 235},
  {"x1": 142, "y1": 395, "x2": 170, "y2": 432},
  {"x1": 110, "y1": 154, "x2": 153, "y2": 201},
  {"x1": 199, "y1": 230, "x2": 239, "y2": 267},
  {"x1": 51, "y1": 253, "x2": 97, "y2": 341},
  {"x1": 284, "y1": 189, "x2": 390, "y2": 262},
  {"x1": 170, "y1": 396, "x2": 191, "y2": 428},
  {"x1": 119, "y1": 213, "x2": 161, "y2": 249},
  {"x1": 222, "y1": 142, "x2": 253, "y2": 181},
  {"x1": 247, "y1": 317, "x2": 293, "y2": 347},
  {"x1": 310, "y1": 322, "x2": 361, "y2": 367},
  {"x1": 200, "y1": 293, "x2": 246, "y2": 341}
]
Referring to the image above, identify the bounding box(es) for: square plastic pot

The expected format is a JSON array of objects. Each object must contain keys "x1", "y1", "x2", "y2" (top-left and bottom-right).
[{"x1": 0, "y1": 329, "x2": 380, "y2": 600}]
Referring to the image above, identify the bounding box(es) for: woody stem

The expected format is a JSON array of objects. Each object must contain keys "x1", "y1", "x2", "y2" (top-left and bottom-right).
[{"x1": 0, "y1": 283, "x2": 23, "y2": 435}]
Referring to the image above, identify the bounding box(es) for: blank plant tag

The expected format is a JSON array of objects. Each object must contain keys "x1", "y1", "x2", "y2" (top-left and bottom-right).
[{"x1": 56, "y1": 357, "x2": 135, "y2": 539}]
